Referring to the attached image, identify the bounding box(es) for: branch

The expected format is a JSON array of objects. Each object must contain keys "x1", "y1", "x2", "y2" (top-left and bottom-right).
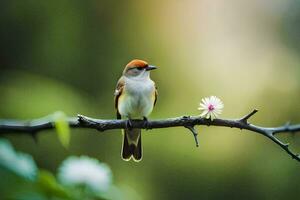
[{"x1": 1, "y1": 110, "x2": 300, "y2": 162}]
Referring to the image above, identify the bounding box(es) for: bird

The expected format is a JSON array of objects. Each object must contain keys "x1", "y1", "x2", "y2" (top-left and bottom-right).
[{"x1": 114, "y1": 59, "x2": 158, "y2": 162}]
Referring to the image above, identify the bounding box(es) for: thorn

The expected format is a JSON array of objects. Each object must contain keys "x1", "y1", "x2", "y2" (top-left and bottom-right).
[
  {"x1": 77, "y1": 114, "x2": 87, "y2": 123},
  {"x1": 240, "y1": 109, "x2": 258, "y2": 124},
  {"x1": 31, "y1": 132, "x2": 38, "y2": 143},
  {"x1": 77, "y1": 114, "x2": 83, "y2": 120},
  {"x1": 96, "y1": 128, "x2": 104, "y2": 132},
  {"x1": 185, "y1": 126, "x2": 199, "y2": 147},
  {"x1": 182, "y1": 116, "x2": 191, "y2": 122},
  {"x1": 283, "y1": 143, "x2": 290, "y2": 148}
]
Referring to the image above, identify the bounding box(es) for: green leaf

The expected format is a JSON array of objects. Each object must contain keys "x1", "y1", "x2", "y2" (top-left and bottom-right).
[
  {"x1": 11, "y1": 192, "x2": 47, "y2": 200},
  {"x1": 38, "y1": 170, "x2": 70, "y2": 199},
  {"x1": 53, "y1": 111, "x2": 70, "y2": 148}
]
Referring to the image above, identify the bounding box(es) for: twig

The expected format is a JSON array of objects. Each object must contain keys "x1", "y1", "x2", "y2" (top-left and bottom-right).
[
  {"x1": 0, "y1": 110, "x2": 300, "y2": 162},
  {"x1": 240, "y1": 109, "x2": 258, "y2": 124}
]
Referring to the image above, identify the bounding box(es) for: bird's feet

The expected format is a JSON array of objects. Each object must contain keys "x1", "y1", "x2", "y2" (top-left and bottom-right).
[
  {"x1": 143, "y1": 116, "x2": 151, "y2": 130},
  {"x1": 126, "y1": 118, "x2": 133, "y2": 130}
]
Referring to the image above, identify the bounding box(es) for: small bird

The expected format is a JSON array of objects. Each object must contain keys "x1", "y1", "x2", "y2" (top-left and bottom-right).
[{"x1": 114, "y1": 59, "x2": 158, "y2": 161}]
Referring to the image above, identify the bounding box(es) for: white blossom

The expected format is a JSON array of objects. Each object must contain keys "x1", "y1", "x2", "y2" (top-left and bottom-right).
[
  {"x1": 58, "y1": 156, "x2": 112, "y2": 193},
  {"x1": 0, "y1": 139, "x2": 37, "y2": 180},
  {"x1": 198, "y1": 96, "x2": 224, "y2": 120}
]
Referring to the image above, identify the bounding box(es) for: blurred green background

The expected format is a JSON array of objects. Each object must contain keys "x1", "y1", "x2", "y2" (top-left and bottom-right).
[{"x1": 1, "y1": 0, "x2": 300, "y2": 199}]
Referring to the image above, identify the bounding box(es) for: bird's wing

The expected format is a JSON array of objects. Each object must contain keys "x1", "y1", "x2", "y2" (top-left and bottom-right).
[
  {"x1": 114, "y1": 77, "x2": 125, "y2": 119},
  {"x1": 153, "y1": 84, "x2": 158, "y2": 107}
]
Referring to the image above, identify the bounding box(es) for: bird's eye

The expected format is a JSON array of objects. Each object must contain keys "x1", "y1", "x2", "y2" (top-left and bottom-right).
[{"x1": 136, "y1": 67, "x2": 144, "y2": 70}]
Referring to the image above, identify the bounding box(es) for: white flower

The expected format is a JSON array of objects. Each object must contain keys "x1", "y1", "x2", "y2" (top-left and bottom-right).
[
  {"x1": 0, "y1": 139, "x2": 37, "y2": 181},
  {"x1": 198, "y1": 96, "x2": 224, "y2": 120},
  {"x1": 58, "y1": 156, "x2": 112, "y2": 193}
]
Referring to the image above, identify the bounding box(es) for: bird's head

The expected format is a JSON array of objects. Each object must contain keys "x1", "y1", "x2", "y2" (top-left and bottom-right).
[{"x1": 123, "y1": 59, "x2": 157, "y2": 79}]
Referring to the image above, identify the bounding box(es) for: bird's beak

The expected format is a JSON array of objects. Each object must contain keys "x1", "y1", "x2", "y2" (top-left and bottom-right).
[{"x1": 146, "y1": 65, "x2": 157, "y2": 71}]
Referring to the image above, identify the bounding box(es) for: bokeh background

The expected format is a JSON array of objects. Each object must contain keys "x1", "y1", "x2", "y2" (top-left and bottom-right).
[{"x1": 1, "y1": 0, "x2": 300, "y2": 199}]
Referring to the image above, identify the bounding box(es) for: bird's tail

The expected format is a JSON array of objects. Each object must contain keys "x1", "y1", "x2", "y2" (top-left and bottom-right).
[{"x1": 121, "y1": 129, "x2": 142, "y2": 162}]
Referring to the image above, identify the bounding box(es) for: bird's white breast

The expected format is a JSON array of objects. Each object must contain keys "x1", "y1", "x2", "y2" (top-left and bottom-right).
[{"x1": 118, "y1": 77, "x2": 155, "y2": 119}]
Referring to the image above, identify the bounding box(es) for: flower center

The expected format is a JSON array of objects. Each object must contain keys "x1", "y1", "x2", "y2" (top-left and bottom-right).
[{"x1": 208, "y1": 104, "x2": 215, "y2": 111}]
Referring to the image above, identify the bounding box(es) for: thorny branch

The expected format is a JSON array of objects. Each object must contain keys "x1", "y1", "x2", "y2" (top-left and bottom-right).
[{"x1": 0, "y1": 109, "x2": 300, "y2": 162}]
